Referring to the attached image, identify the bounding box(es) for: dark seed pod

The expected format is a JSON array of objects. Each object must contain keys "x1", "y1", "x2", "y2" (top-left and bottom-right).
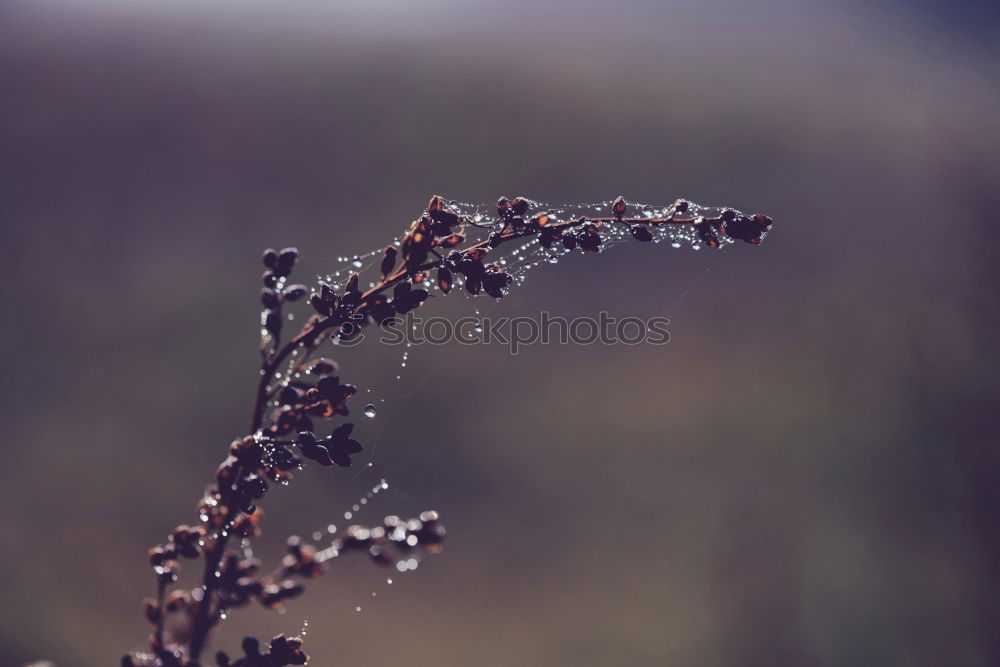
[
  {"x1": 673, "y1": 199, "x2": 689, "y2": 214},
  {"x1": 695, "y1": 219, "x2": 721, "y2": 248},
  {"x1": 428, "y1": 209, "x2": 460, "y2": 231},
  {"x1": 562, "y1": 234, "x2": 577, "y2": 250},
  {"x1": 496, "y1": 196, "x2": 512, "y2": 218},
  {"x1": 577, "y1": 229, "x2": 602, "y2": 253},
  {"x1": 277, "y1": 247, "x2": 298, "y2": 268},
  {"x1": 538, "y1": 226, "x2": 558, "y2": 248},
  {"x1": 380, "y1": 246, "x2": 398, "y2": 281},
  {"x1": 750, "y1": 213, "x2": 773, "y2": 231},
  {"x1": 269, "y1": 634, "x2": 308, "y2": 665},
  {"x1": 165, "y1": 589, "x2": 191, "y2": 613},
  {"x1": 262, "y1": 248, "x2": 278, "y2": 269},
  {"x1": 511, "y1": 196, "x2": 530, "y2": 216},
  {"x1": 612, "y1": 196, "x2": 627, "y2": 218},
  {"x1": 283, "y1": 284, "x2": 307, "y2": 302},
  {"x1": 720, "y1": 208, "x2": 737, "y2": 223},
  {"x1": 148, "y1": 546, "x2": 170, "y2": 567},
  {"x1": 631, "y1": 225, "x2": 653, "y2": 242},
  {"x1": 724, "y1": 215, "x2": 758, "y2": 242},
  {"x1": 726, "y1": 213, "x2": 772, "y2": 245},
  {"x1": 483, "y1": 271, "x2": 512, "y2": 298},
  {"x1": 273, "y1": 250, "x2": 296, "y2": 278},
  {"x1": 437, "y1": 233, "x2": 464, "y2": 248},
  {"x1": 170, "y1": 524, "x2": 202, "y2": 558},
  {"x1": 241, "y1": 474, "x2": 268, "y2": 499},
  {"x1": 242, "y1": 636, "x2": 262, "y2": 658},
  {"x1": 309, "y1": 293, "x2": 331, "y2": 316},
  {"x1": 262, "y1": 270, "x2": 278, "y2": 288},
  {"x1": 426, "y1": 196, "x2": 459, "y2": 229},
  {"x1": 437, "y1": 266, "x2": 452, "y2": 294},
  {"x1": 345, "y1": 272, "x2": 359, "y2": 294},
  {"x1": 308, "y1": 358, "x2": 338, "y2": 375}
]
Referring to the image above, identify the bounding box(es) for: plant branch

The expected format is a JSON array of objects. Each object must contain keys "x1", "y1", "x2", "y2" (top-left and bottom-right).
[
  {"x1": 248, "y1": 213, "x2": 706, "y2": 433},
  {"x1": 128, "y1": 195, "x2": 771, "y2": 667}
]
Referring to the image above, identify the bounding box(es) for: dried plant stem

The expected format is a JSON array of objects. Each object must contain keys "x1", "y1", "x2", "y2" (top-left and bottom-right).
[
  {"x1": 128, "y1": 195, "x2": 772, "y2": 667},
  {"x1": 187, "y1": 529, "x2": 235, "y2": 660},
  {"x1": 152, "y1": 579, "x2": 167, "y2": 651}
]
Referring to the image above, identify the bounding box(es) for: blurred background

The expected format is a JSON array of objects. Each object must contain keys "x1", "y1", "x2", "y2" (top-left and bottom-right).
[{"x1": 1, "y1": 0, "x2": 998, "y2": 665}]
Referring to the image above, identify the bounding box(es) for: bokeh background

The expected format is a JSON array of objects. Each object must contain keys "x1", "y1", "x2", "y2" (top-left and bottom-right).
[{"x1": 1, "y1": 0, "x2": 998, "y2": 665}]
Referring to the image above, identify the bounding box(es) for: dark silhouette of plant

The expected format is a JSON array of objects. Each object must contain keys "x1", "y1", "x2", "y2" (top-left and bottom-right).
[{"x1": 124, "y1": 195, "x2": 772, "y2": 666}]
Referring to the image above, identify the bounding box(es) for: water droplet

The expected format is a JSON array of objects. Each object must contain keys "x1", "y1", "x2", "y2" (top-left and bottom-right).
[
  {"x1": 355, "y1": 606, "x2": 362, "y2": 612},
  {"x1": 364, "y1": 403, "x2": 377, "y2": 418}
]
